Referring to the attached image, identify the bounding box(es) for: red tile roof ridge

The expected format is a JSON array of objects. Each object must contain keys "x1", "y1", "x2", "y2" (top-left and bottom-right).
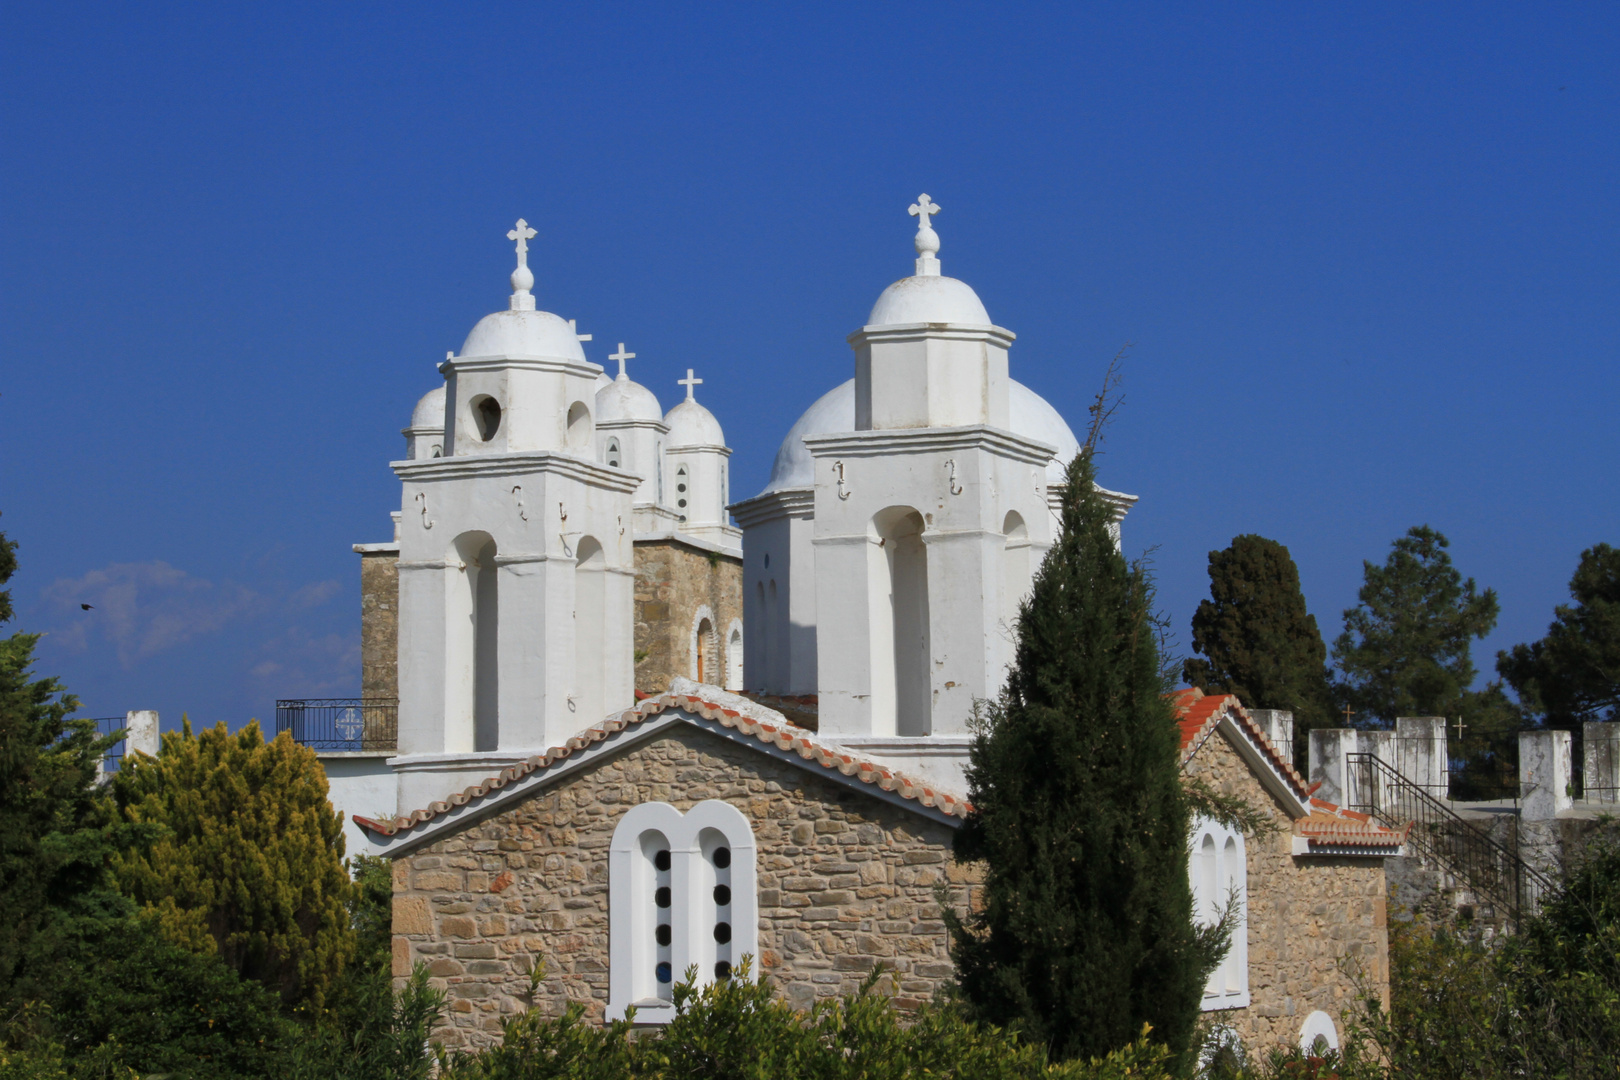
[{"x1": 359, "y1": 690, "x2": 971, "y2": 839}]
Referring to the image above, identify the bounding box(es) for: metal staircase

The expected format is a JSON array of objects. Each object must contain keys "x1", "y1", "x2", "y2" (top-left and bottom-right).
[{"x1": 1346, "y1": 752, "x2": 1555, "y2": 927}]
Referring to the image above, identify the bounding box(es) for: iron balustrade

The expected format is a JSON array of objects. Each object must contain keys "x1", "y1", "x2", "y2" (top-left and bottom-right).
[
  {"x1": 92, "y1": 716, "x2": 127, "y2": 773},
  {"x1": 1345, "y1": 752, "x2": 1555, "y2": 926},
  {"x1": 275, "y1": 698, "x2": 398, "y2": 752}
]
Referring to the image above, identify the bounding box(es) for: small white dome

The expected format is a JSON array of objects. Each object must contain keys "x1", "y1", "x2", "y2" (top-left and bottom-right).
[
  {"x1": 867, "y1": 275, "x2": 991, "y2": 327},
  {"x1": 459, "y1": 309, "x2": 589, "y2": 362},
  {"x1": 409, "y1": 385, "x2": 446, "y2": 430},
  {"x1": 665, "y1": 398, "x2": 725, "y2": 448},
  {"x1": 760, "y1": 377, "x2": 1077, "y2": 495},
  {"x1": 593, "y1": 370, "x2": 612, "y2": 392},
  {"x1": 596, "y1": 375, "x2": 663, "y2": 423}
]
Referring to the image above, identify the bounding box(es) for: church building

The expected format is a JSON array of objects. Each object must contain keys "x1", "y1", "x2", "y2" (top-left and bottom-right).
[{"x1": 337, "y1": 200, "x2": 1405, "y2": 1057}]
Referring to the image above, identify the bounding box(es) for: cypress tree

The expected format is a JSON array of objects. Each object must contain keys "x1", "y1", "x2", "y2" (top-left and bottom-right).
[
  {"x1": 948, "y1": 451, "x2": 1212, "y2": 1060},
  {"x1": 1183, "y1": 534, "x2": 1335, "y2": 769},
  {"x1": 110, "y1": 718, "x2": 355, "y2": 1008}
]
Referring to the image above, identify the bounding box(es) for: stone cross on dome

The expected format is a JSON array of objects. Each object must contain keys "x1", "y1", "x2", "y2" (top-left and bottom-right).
[
  {"x1": 507, "y1": 218, "x2": 537, "y2": 311},
  {"x1": 678, "y1": 368, "x2": 703, "y2": 401},
  {"x1": 909, "y1": 194, "x2": 941, "y2": 276},
  {"x1": 609, "y1": 343, "x2": 636, "y2": 379}
]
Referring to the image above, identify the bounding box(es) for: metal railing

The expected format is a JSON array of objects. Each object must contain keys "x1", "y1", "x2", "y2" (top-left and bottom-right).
[
  {"x1": 92, "y1": 716, "x2": 127, "y2": 773},
  {"x1": 275, "y1": 698, "x2": 397, "y2": 752},
  {"x1": 1347, "y1": 752, "x2": 1556, "y2": 926}
]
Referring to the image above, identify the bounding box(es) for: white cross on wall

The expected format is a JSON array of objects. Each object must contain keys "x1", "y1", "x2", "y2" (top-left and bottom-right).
[
  {"x1": 609, "y1": 343, "x2": 636, "y2": 379},
  {"x1": 909, "y1": 194, "x2": 940, "y2": 228},
  {"x1": 678, "y1": 368, "x2": 702, "y2": 401},
  {"x1": 507, "y1": 219, "x2": 536, "y2": 267}
]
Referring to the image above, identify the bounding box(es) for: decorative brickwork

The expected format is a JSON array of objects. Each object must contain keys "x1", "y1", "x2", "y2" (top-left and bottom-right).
[
  {"x1": 390, "y1": 723, "x2": 972, "y2": 1050},
  {"x1": 359, "y1": 550, "x2": 399, "y2": 699},
  {"x1": 633, "y1": 539, "x2": 743, "y2": 693},
  {"x1": 1182, "y1": 725, "x2": 1390, "y2": 1050}
]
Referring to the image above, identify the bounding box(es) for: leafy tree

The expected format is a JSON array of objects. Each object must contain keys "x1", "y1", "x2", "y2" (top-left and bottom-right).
[
  {"x1": 947, "y1": 452, "x2": 1217, "y2": 1061},
  {"x1": 1331, "y1": 525, "x2": 1501, "y2": 725},
  {"x1": 110, "y1": 719, "x2": 355, "y2": 1008},
  {"x1": 1183, "y1": 534, "x2": 1335, "y2": 768},
  {"x1": 1499, "y1": 543, "x2": 1620, "y2": 730}
]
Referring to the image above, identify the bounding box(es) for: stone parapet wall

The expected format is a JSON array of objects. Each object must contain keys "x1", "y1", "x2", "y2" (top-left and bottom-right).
[
  {"x1": 1184, "y1": 727, "x2": 1390, "y2": 1052},
  {"x1": 633, "y1": 538, "x2": 743, "y2": 693},
  {"x1": 390, "y1": 724, "x2": 972, "y2": 1050},
  {"x1": 360, "y1": 551, "x2": 400, "y2": 699}
]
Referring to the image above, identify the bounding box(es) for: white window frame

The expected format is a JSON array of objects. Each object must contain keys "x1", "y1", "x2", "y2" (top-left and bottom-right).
[
  {"x1": 608, "y1": 800, "x2": 758, "y2": 1023},
  {"x1": 1190, "y1": 816, "x2": 1249, "y2": 1010}
]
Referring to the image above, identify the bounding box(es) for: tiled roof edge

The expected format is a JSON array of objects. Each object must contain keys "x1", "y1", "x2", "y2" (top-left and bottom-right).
[{"x1": 357, "y1": 691, "x2": 972, "y2": 839}]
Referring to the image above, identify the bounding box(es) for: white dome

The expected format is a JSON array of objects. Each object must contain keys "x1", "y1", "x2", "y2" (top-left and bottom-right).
[
  {"x1": 760, "y1": 378, "x2": 1078, "y2": 495},
  {"x1": 459, "y1": 309, "x2": 589, "y2": 362},
  {"x1": 596, "y1": 376, "x2": 663, "y2": 423},
  {"x1": 665, "y1": 399, "x2": 725, "y2": 448},
  {"x1": 594, "y1": 370, "x2": 612, "y2": 392},
  {"x1": 867, "y1": 275, "x2": 991, "y2": 326},
  {"x1": 409, "y1": 385, "x2": 446, "y2": 430}
]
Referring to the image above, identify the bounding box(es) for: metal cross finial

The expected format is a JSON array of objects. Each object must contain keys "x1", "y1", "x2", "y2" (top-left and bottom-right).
[
  {"x1": 609, "y1": 343, "x2": 635, "y2": 379},
  {"x1": 1453, "y1": 716, "x2": 1468, "y2": 740},
  {"x1": 507, "y1": 219, "x2": 536, "y2": 266},
  {"x1": 1341, "y1": 705, "x2": 1356, "y2": 725},
  {"x1": 909, "y1": 194, "x2": 940, "y2": 228},
  {"x1": 678, "y1": 368, "x2": 703, "y2": 401}
]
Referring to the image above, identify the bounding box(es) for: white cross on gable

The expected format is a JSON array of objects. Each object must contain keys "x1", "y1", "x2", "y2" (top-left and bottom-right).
[
  {"x1": 568, "y1": 319, "x2": 592, "y2": 342},
  {"x1": 609, "y1": 343, "x2": 635, "y2": 379},
  {"x1": 507, "y1": 219, "x2": 536, "y2": 266},
  {"x1": 678, "y1": 368, "x2": 702, "y2": 401},
  {"x1": 909, "y1": 194, "x2": 940, "y2": 227}
]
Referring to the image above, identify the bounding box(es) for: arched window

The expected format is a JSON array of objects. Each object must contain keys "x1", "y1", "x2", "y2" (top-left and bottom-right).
[
  {"x1": 1000, "y1": 511, "x2": 1030, "y2": 676},
  {"x1": 1191, "y1": 818, "x2": 1249, "y2": 1009},
  {"x1": 755, "y1": 581, "x2": 768, "y2": 687},
  {"x1": 575, "y1": 537, "x2": 605, "y2": 723},
  {"x1": 1298, "y1": 1011, "x2": 1339, "y2": 1054},
  {"x1": 446, "y1": 532, "x2": 497, "y2": 752},
  {"x1": 872, "y1": 507, "x2": 930, "y2": 736},
  {"x1": 566, "y1": 401, "x2": 591, "y2": 450},
  {"x1": 694, "y1": 615, "x2": 717, "y2": 684},
  {"x1": 606, "y1": 437, "x2": 621, "y2": 468},
  {"x1": 726, "y1": 620, "x2": 744, "y2": 691},
  {"x1": 609, "y1": 801, "x2": 757, "y2": 1023}
]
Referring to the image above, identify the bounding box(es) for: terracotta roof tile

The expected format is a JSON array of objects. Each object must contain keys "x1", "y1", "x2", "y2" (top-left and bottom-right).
[{"x1": 357, "y1": 692, "x2": 972, "y2": 839}]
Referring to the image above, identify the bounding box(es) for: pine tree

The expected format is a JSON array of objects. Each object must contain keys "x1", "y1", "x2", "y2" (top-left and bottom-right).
[
  {"x1": 110, "y1": 718, "x2": 355, "y2": 1008},
  {"x1": 1499, "y1": 543, "x2": 1620, "y2": 730},
  {"x1": 0, "y1": 514, "x2": 112, "y2": 995},
  {"x1": 1183, "y1": 534, "x2": 1335, "y2": 767},
  {"x1": 948, "y1": 452, "x2": 1212, "y2": 1061},
  {"x1": 1332, "y1": 526, "x2": 1501, "y2": 725}
]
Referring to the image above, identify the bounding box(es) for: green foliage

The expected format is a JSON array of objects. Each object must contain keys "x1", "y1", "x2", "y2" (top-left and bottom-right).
[
  {"x1": 438, "y1": 961, "x2": 1176, "y2": 1080},
  {"x1": 948, "y1": 452, "x2": 1218, "y2": 1062},
  {"x1": 109, "y1": 719, "x2": 356, "y2": 1008},
  {"x1": 1499, "y1": 542, "x2": 1620, "y2": 730},
  {"x1": 1331, "y1": 526, "x2": 1501, "y2": 726},
  {"x1": 1183, "y1": 535, "x2": 1335, "y2": 768}
]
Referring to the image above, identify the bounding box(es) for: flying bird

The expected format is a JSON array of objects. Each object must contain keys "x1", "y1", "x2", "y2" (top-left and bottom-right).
[{"x1": 81, "y1": 603, "x2": 93, "y2": 611}]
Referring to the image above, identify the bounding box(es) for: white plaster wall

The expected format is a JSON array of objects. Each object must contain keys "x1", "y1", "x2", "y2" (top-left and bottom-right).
[{"x1": 321, "y1": 755, "x2": 398, "y2": 858}]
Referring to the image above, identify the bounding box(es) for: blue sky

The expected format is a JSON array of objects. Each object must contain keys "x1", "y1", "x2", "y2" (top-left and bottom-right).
[{"x1": 3, "y1": 3, "x2": 1616, "y2": 730}]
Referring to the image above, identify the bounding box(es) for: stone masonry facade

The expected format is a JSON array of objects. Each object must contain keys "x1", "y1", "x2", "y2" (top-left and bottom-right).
[
  {"x1": 1182, "y1": 726, "x2": 1390, "y2": 1050},
  {"x1": 360, "y1": 549, "x2": 400, "y2": 700},
  {"x1": 390, "y1": 723, "x2": 972, "y2": 1051},
  {"x1": 633, "y1": 539, "x2": 743, "y2": 694}
]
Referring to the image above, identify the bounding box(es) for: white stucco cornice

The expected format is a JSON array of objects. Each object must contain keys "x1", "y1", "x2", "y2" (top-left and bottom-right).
[
  {"x1": 352, "y1": 542, "x2": 400, "y2": 554},
  {"x1": 595, "y1": 416, "x2": 670, "y2": 433},
  {"x1": 392, "y1": 451, "x2": 642, "y2": 493},
  {"x1": 439, "y1": 354, "x2": 604, "y2": 380},
  {"x1": 728, "y1": 487, "x2": 815, "y2": 529},
  {"x1": 803, "y1": 425, "x2": 1056, "y2": 466},
  {"x1": 846, "y1": 323, "x2": 1016, "y2": 349}
]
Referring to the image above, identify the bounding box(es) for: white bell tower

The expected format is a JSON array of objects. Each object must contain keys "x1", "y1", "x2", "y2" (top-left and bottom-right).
[
  {"x1": 391, "y1": 220, "x2": 639, "y2": 812},
  {"x1": 809, "y1": 196, "x2": 1057, "y2": 741}
]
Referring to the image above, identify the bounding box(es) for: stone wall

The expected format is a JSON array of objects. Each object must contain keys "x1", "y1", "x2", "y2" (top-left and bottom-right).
[
  {"x1": 360, "y1": 549, "x2": 399, "y2": 699},
  {"x1": 633, "y1": 539, "x2": 743, "y2": 694},
  {"x1": 1183, "y1": 726, "x2": 1390, "y2": 1053},
  {"x1": 390, "y1": 723, "x2": 972, "y2": 1050}
]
